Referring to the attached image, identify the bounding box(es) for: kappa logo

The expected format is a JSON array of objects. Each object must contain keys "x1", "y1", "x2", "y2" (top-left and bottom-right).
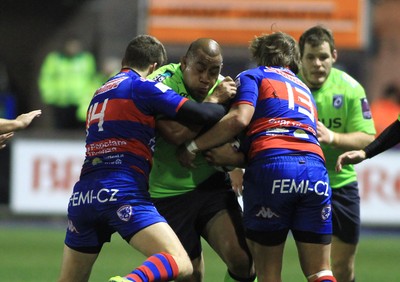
[
  {"x1": 117, "y1": 205, "x2": 133, "y2": 222},
  {"x1": 256, "y1": 207, "x2": 280, "y2": 219},
  {"x1": 67, "y1": 220, "x2": 79, "y2": 233}
]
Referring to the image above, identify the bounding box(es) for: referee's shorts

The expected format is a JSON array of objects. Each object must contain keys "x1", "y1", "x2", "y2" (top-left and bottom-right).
[{"x1": 331, "y1": 182, "x2": 360, "y2": 244}]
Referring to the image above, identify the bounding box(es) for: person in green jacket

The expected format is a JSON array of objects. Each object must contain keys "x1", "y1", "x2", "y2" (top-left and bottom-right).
[
  {"x1": 148, "y1": 38, "x2": 256, "y2": 282},
  {"x1": 38, "y1": 36, "x2": 97, "y2": 129},
  {"x1": 298, "y1": 25, "x2": 376, "y2": 282}
]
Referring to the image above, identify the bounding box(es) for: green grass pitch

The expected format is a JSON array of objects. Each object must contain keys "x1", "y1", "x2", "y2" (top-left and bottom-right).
[{"x1": 0, "y1": 225, "x2": 399, "y2": 281}]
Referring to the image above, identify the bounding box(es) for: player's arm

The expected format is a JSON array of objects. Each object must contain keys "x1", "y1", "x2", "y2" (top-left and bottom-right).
[
  {"x1": 363, "y1": 117, "x2": 400, "y2": 158},
  {"x1": 177, "y1": 103, "x2": 254, "y2": 168},
  {"x1": 167, "y1": 101, "x2": 229, "y2": 144},
  {"x1": 194, "y1": 103, "x2": 253, "y2": 151},
  {"x1": 335, "y1": 150, "x2": 366, "y2": 172},
  {"x1": 158, "y1": 77, "x2": 236, "y2": 145},
  {"x1": 156, "y1": 118, "x2": 201, "y2": 146},
  {"x1": 0, "y1": 110, "x2": 42, "y2": 134},
  {"x1": 335, "y1": 116, "x2": 400, "y2": 172},
  {"x1": 204, "y1": 142, "x2": 246, "y2": 168},
  {"x1": 318, "y1": 84, "x2": 376, "y2": 150},
  {"x1": 317, "y1": 121, "x2": 375, "y2": 150},
  {"x1": 175, "y1": 100, "x2": 228, "y2": 126}
]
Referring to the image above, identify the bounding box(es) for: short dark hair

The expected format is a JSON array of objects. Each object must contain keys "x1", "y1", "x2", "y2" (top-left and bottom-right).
[
  {"x1": 383, "y1": 83, "x2": 400, "y2": 99},
  {"x1": 250, "y1": 31, "x2": 300, "y2": 74},
  {"x1": 122, "y1": 35, "x2": 167, "y2": 70},
  {"x1": 299, "y1": 25, "x2": 335, "y2": 57}
]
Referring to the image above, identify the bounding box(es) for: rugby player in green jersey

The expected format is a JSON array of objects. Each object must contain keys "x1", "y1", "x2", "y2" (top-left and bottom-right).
[
  {"x1": 298, "y1": 26, "x2": 376, "y2": 282},
  {"x1": 147, "y1": 38, "x2": 256, "y2": 282}
]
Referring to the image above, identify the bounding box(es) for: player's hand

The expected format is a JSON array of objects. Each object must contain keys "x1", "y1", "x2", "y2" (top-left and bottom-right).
[
  {"x1": 204, "y1": 142, "x2": 243, "y2": 167},
  {"x1": 335, "y1": 150, "x2": 366, "y2": 172},
  {"x1": 206, "y1": 76, "x2": 236, "y2": 104},
  {"x1": 0, "y1": 132, "x2": 14, "y2": 149},
  {"x1": 228, "y1": 168, "x2": 244, "y2": 196},
  {"x1": 15, "y1": 109, "x2": 42, "y2": 130},
  {"x1": 317, "y1": 121, "x2": 335, "y2": 145},
  {"x1": 176, "y1": 144, "x2": 197, "y2": 168}
]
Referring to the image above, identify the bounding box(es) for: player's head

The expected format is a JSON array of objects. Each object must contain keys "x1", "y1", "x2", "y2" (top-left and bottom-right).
[
  {"x1": 249, "y1": 31, "x2": 300, "y2": 74},
  {"x1": 298, "y1": 25, "x2": 337, "y2": 89},
  {"x1": 122, "y1": 35, "x2": 167, "y2": 73},
  {"x1": 63, "y1": 35, "x2": 84, "y2": 57},
  {"x1": 181, "y1": 38, "x2": 223, "y2": 102},
  {"x1": 299, "y1": 25, "x2": 336, "y2": 57},
  {"x1": 382, "y1": 83, "x2": 400, "y2": 104}
]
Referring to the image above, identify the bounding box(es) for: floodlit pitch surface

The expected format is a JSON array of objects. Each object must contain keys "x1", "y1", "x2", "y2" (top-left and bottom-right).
[{"x1": 0, "y1": 225, "x2": 399, "y2": 281}]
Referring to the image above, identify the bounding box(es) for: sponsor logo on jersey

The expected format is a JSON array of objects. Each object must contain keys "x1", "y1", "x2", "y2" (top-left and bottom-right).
[
  {"x1": 320, "y1": 117, "x2": 342, "y2": 129},
  {"x1": 153, "y1": 71, "x2": 172, "y2": 82},
  {"x1": 69, "y1": 188, "x2": 119, "y2": 206},
  {"x1": 94, "y1": 77, "x2": 128, "y2": 97},
  {"x1": 271, "y1": 179, "x2": 330, "y2": 196}
]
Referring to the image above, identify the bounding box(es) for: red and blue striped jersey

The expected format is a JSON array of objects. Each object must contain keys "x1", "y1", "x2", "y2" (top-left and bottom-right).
[
  {"x1": 82, "y1": 68, "x2": 188, "y2": 177},
  {"x1": 234, "y1": 66, "x2": 324, "y2": 162}
]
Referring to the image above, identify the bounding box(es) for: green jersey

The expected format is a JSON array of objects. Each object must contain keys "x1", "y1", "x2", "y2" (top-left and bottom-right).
[
  {"x1": 148, "y1": 63, "x2": 223, "y2": 198},
  {"x1": 301, "y1": 68, "x2": 376, "y2": 188}
]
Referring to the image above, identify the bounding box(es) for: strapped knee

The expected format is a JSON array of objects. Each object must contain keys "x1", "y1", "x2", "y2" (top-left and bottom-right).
[{"x1": 307, "y1": 270, "x2": 337, "y2": 282}]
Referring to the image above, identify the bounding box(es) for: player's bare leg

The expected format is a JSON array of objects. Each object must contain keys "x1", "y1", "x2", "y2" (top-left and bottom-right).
[
  {"x1": 296, "y1": 241, "x2": 334, "y2": 282},
  {"x1": 58, "y1": 245, "x2": 98, "y2": 282},
  {"x1": 203, "y1": 210, "x2": 256, "y2": 281},
  {"x1": 331, "y1": 236, "x2": 357, "y2": 282},
  {"x1": 246, "y1": 239, "x2": 284, "y2": 282},
  {"x1": 175, "y1": 254, "x2": 204, "y2": 282}
]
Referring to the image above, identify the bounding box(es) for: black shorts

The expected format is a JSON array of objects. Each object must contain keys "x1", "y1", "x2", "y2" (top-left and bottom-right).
[
  {"x1": 152, "y1": 172, "x2": 243, "y2": 260},
  {"x1": 331, "y1": 182, "x2": 360, "y2": 244}
]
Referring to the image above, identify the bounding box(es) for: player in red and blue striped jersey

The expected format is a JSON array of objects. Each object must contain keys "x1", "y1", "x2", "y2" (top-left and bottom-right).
[
  {"x1": 178, "y1": 32, "x2": 336, "y2": 282},
  {"x1": 58, "y1": 35, "x2": 231, "y2": 282}
]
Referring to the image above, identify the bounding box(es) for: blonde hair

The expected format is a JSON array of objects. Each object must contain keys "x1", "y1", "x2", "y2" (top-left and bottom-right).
[{"x1": 249, "y1": 32, "x2": 300, "y2": 73}]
